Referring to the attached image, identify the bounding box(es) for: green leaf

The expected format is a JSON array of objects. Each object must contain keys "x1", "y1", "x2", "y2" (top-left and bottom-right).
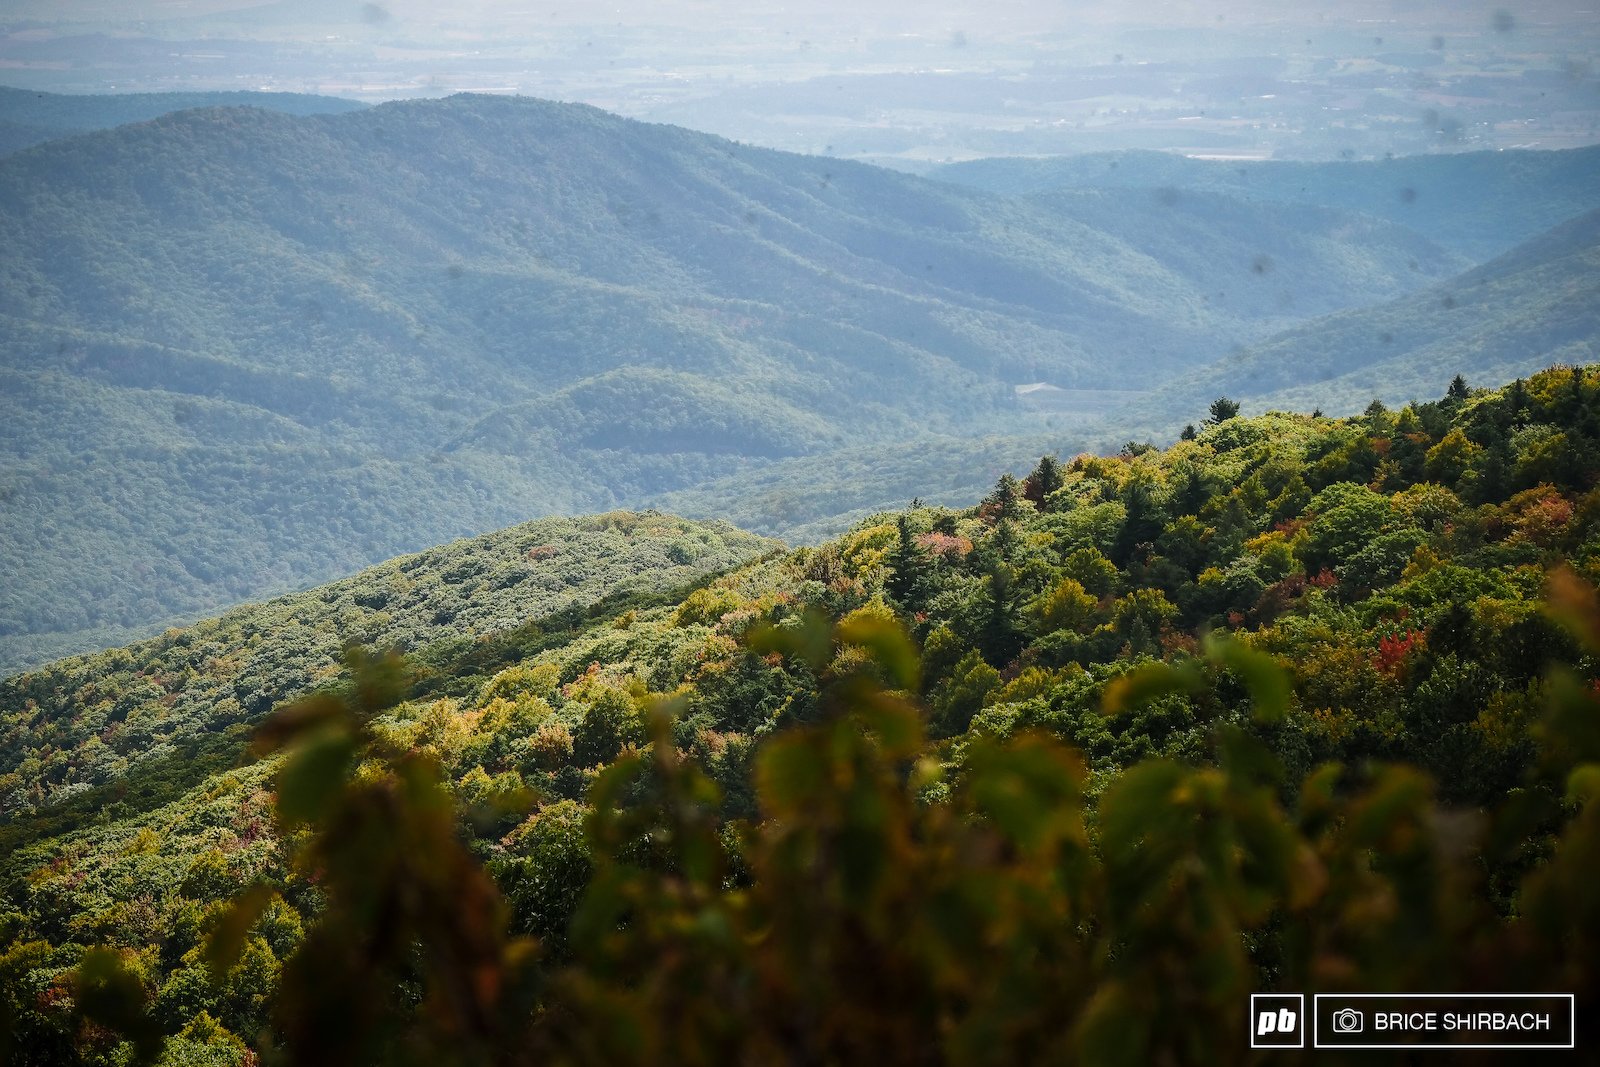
[
  {"x1": 1204, "y1": 632, "x2": 1291, "y2": 723},
  {"x1": 588, "y1": 755, "x2": 643, "y2": 825},
  {"x1": 1347, "y1": 766, "x2": 1431, "y2": 848},
  {"x1": 274, "y1": 722, "x2": 357, "y2": 826},
  {"x1": 1485, "y1": 788, "x2": 1560, "y2": 863},
  {"x1": 1097, "y1": 759, "x2": 1188, "y2": 868},
  {"x1": 252, "y1": 692, "x2": 346, "y2": 756},
  {"x1": 1568, "y1": 763, "x2": 1600, "y2": 806},
  {"x1": 73, "y1": 948, "x2": 164, "y2": 1066},
  {"x1": 569, "y1": 867, "x2": 631, "y2": 952},
  {"x1": 346, "y1": 643, "x2": 408, "y2": 715},
  {"x1": 1544, "y1": 566, "x2": 1600, "y2": 656},
  {"x1": 1538, "y1": 666, "x2": 1600, "y2": 770},
  {"x1": 747, "y1": 608, "x2": 833, "y2": 670},
  {"x1": 1101, "y1": 660, "x2": 1203, "y2": 715},
  {"x1": 966, "y1": 734, "x2": 1085, "y2": 853},
  {"x1": 844, "y1": 682, "x2": 923, "y2": 755},
  {"x1": 836, "y1": 613, "x2": 921, "y2": 692},
  {"x1": 755, "y1": 734, "x2": 827, "y2": 812},
  {"x1": 1297, "y1": 762, "x2": 1344, "y2": 827},
  {"x1": 205, "y1": 884, "x2": 278, "y2": 979},
  {"x1": 1214, "y1": 722, "x2": 1283, "y2": 786},
  {"x1": 1074, "y1": 982, "x2": 1149, "y2": 1067}
]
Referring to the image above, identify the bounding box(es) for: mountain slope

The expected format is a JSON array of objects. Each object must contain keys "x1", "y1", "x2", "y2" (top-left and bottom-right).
[
  {"x1": 0, "y1": 85, "x2": 365, "y2": 156},
  {"x1": 1024, "y1": 186, "x2": 1465, "y2": 321},
  {"x1": 935, "y1": 145, "x2": 1600, "y2": 262},
  {"x1": 4, "y1": 369, "x2": 1599, "y2": 1061},
  {"x1": 0, "y1": 510, "x2": 772, "y2": 835},
  {"x1": 1124, "y1": 208, "x2": 1600, "y2": 427},
  {"x1": 0, "y1": 93, "x2": 1471, "y2": 670}
]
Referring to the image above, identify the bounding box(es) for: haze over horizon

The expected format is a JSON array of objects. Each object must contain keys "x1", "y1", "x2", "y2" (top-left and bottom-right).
[{"x1": 3, "y1": 0, "x2": 1596, "y2": 162}]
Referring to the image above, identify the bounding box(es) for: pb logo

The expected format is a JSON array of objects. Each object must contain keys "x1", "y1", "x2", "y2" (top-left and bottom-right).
[{"x1": 1251, "y1": 994, "x2": 1306, "y2": 1049}]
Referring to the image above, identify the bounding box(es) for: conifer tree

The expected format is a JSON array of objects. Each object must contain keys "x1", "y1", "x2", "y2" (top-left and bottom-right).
[
  {"x1": 1170, "y1": 464, "x2": 1207, "y2": 518},
  {"x1": 978, "y1": 562, "x2": 1026, "y2": 666},
  {"x1": 1507, "y1": 377, "x2": 1528, "y2": 420},
  {"x1": 974, "y1": 517, "x2": 1022, "y2": 572},
  {"x1": 886, "y1": 515, "x2": 935, "y2": 611},
  {"x1": 1472, "y1": 440, "x2": 1514, "y2": 505},
  {"x1": 983, "y1": 473, "x2": 1026, "y2": 524},
  {"x1": 1204, "y1": 397, "x2": 1240, "y2": 426},
  {"x1": 1022, "y1": 455, "x2": 1064, "y2": 507},
  {"x1": 1559, "y1": 364, "x2": 1588, "y2": 421},
  {"x1": 1112, "y1": 475, "x2": 1166, "y2": 567}
]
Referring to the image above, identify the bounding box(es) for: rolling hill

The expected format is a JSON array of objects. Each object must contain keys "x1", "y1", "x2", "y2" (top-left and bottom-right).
[
  {"x1": 934, "y1": 145, "x2": 1600, "y2": 262},
  {"x1": 0, "y1": 85, "x2": 365, "y2": 157},
  {"x1": 1119, "y1": 208, "x2": 1600, "y2": 428},
  {"x1": 0, "y1": 92, "x2": 1474, "y2": 672},
  {"x1": 0, "y1": 510, "x2": 772, "y2": 838}
]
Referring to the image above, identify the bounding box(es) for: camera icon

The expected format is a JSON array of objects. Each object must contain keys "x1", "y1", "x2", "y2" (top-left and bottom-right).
[{"x1": 1332, "y1": 1008, "x2": 1364, "y2": 1033}]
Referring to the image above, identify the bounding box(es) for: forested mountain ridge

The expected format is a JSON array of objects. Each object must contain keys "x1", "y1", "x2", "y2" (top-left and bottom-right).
[
  {"x1": 1124, "y1": 207, "x2": 1600, "y2": 428},
  {"x1": 934, "y1": 144, "x2": 1600, "y2": 262},
  {"x1": 646, "y1": 195, "x2": 1600, "y2": 539},
  {"x1": 0, "y1": 86, "x2": 365, "y2": 157},
  {"x1": 0, "y1": 92, "x2": 1472, "y2": 673},
  {"x1": 0, "y1": 511, "x2": 772, "y2": 834},
  {"x1": 2, "y1": 367, "x2": 1599, "y2": 1063},
  {"x1": 1023, "y1": 186, "x2": 1466, "y2": 322}
]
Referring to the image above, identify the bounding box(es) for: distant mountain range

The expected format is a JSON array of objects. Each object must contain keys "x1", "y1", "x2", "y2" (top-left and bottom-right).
[
  {"x1": 935, "y1": 145, "x2": 1600, "y2": 262},
  {"x1": 1118, "y1": 208, "x2": 1600, "y2": 430},
  {"x1": 0, "y1": 92, "x2": 1495, "y2": 671},
  {"x1": 1, "y1": 92, "x2": 1597, "y2": 672},
  {"x1": 0, "y1": 85, "x2": 364, "y2": 156}
]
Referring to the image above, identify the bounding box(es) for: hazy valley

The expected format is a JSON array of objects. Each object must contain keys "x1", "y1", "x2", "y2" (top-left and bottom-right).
[{"x1": 9, "y1": 91, "x2": 1581, "y2": 672}]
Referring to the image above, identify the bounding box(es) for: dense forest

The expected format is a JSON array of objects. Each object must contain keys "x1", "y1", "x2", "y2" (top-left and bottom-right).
[
  {"x1": 3, "y1": 366, "x2": 1598, "y2": 1063},
  {"x1": 14, "y1": 93, "x2": 1600, "y2": 673}
]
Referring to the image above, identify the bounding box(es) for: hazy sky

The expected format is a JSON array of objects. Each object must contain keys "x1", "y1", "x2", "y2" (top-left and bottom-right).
[
  {"x1": 3, "y1": 0, "x2": 1596, "y2": 160},
  {"x1": 7, "y1": 0, "x2": 1597, "y2": 31}
]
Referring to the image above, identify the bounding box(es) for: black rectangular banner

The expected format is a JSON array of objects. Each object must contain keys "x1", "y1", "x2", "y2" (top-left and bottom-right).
[{"x1": 1312, "y1": 994, "x2": 1575, "y2": 1050}]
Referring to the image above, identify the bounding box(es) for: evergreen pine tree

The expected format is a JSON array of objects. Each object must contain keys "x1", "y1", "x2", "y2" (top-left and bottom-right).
[
  {"x1": 886, "y1": 515, "x2": 935, "y2": 611},
  {"x1": 1124, "y1": 613, "x2": 1154, "y2": 656},
  {"x1": 990, "y1": 518, "x2": 1021, "y2": 565},
  {"x1": 1022, "y1": 455, "x2": 1064, "y2": 507},
  {"x1": 1507, "y1": 377, "x2": 1528, "y2": 421},
  {"x1": 1171, "y1": 464, "x2": 1208, "y2": 517},
  {"x1": 1560, "y1": 364, "x2": 1588, "y2": 422},
  {"x1": 979, "y1": 563, "x2": 1026, "y2": 666},
  {"x1": 984, "y1": 473, "x2": 1026, "y2": 523},
  {"x1": 1112, "y1": 475, "x2": 1167, "y2": 567},
  {"x1": 1205, "y1": 397, "x2": 1240, "y2": 426},
  {"x1": 1471, "y1": 441, "x2": 1514, "y2": 505}
]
